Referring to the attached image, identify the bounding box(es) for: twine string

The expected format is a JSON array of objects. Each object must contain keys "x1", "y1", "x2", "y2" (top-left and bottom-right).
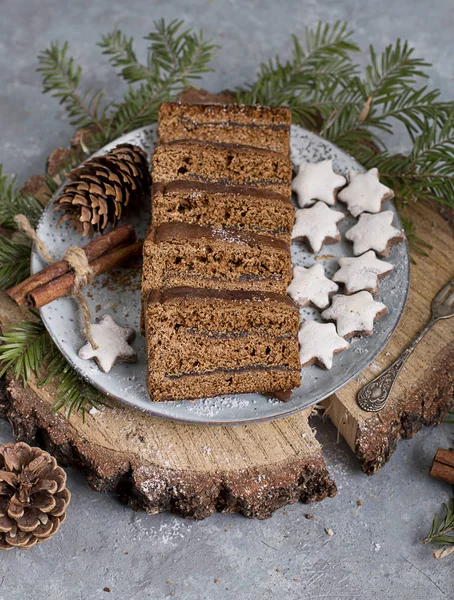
[
  {"x1": 16, "y1": 214, "x2": 99, "y2": 350},
  {"x1": 15, "y1": 215, "x2": 55, "y2": 265},
  {"x1": 62, "y1": 246, "x2": 98, "y2": 350}
]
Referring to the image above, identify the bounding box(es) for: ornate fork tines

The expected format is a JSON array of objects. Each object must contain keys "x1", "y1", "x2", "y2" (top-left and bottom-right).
[{"x1": 357, "y1": 276, "x2": 454, "y2": 413}]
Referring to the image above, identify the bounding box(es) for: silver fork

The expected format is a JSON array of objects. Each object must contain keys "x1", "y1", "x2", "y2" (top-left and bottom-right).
[{"x1": 357, "y1": 277, "x2": 454, "y2": 412}]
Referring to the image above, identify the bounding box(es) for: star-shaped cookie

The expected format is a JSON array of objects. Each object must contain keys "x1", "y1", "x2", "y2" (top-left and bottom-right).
[
  {"x1": 337, "y1": 168, "x2": 394, "y2": 217},
  {"x1": 298, "y1": 321, "x2": 350, "y2": 369},
  {"x1": 332, "y1": 250, "x2": 394, "y2": 295},
  {"x1": 78, "y1": 314, "x2": 137, "y2": 373},
  {"x1": 287, "y1": 263, "x2": 338, "y2": 309},
  {"x1": 321, "y1": 291, "x2": 388, "y2": 338},
  {"x1": 292, "y1": 159, "x2": 347, "y2": 208},
  {"x1": 291, "y1": 202, "x2": 344, "y2": 253},
  {"x1": 345, "y1": 211, "x2": 405, "y2": 257}
]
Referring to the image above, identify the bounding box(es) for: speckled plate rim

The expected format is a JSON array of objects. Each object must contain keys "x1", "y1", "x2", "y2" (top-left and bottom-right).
[{"x1": 34, "y1": 124, "x2": 410, "y2": 426}]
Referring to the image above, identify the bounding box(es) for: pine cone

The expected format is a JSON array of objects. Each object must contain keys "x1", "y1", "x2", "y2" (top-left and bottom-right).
[
  {"x1": 54, "y1": 143, "x2": 151, "y2": 237},
  {"x1": 0, "y1": 442, "x2": 70, "y2": 550}
]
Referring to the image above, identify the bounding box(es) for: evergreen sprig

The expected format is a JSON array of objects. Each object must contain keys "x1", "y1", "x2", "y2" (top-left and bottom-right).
[
  {"x1": 0, "y1": 316, "x2": 102, "y2": 419},
  {"x1": 0, "y1": 235, "x2": 32, "y2": 289},
  {"x1": 0, "y1": 166, "x2": 43, "y2": 229},
  {"x1": 424, "y1": 499, "x2": 454, "y2": 550},
  {"x1": 102, "y1": 19, "x2": 219, "y2": 138},
  {"x1": 38, "y1": 19, "x2": 219, "y2": 147},
  {"x1": 236, "y1": 22, "x2": 359, "y2": 106},
  {"x1": 37, "y1": 41, "x2": 110, "y2": 137}
]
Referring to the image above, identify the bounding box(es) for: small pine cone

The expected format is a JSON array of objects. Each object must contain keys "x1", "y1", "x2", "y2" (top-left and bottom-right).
[
  {"x1": 0, "y1": 442, "x2": 70, "y2": 551},
  {"x1": 54, "y1": 143, "x2": 151, "y2": 237}
]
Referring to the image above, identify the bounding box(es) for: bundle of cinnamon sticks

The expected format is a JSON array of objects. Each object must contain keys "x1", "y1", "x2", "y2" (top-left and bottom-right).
[{"x1": 7, "y1": 224, "x2": 142, "y2": 309}]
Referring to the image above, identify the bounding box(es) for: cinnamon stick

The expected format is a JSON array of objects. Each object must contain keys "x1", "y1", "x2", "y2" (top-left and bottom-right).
[
  {"x1": 429, "y1": 448, "x2": 454, "y2": 485},
  {"x1": 7, "y1": 224, "x2": 136, "y2": 306},
  {"x1": 27, "y1": 240, "x2": 143, "y2": 309}
]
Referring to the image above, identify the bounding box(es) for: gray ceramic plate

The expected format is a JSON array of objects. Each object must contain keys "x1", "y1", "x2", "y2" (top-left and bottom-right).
[{"x1": 33, "y1": 124, "x2": 410, "y2": 425}]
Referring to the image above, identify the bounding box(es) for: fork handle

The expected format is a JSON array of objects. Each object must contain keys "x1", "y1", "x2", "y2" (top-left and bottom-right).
[{"x1": 357, "y1": 319, "x2": 435, "y2": 412}]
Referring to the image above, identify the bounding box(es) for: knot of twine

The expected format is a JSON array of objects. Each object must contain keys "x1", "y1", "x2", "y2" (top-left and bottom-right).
[{"x1": 15, "y1": 215, "x2": 99, "y2": 350}]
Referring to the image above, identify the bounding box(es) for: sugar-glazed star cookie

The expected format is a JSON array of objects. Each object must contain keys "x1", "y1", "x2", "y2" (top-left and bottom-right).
[
  {"x1": 287, "y1": 263, "x2": 338, "y2": 309},
  {"x1": 292, "y1": 159, "x2": 347, "y2": 208},
  {"x1": 291, "y1": 202, "x2": 344, "y2": 253},
  {"x1": 321, "y1": 291, "x2": 388, "y2": 339},
  {"x1": 332, "y1": 250, "x2": 394, "y2": 295},
  {"x1": 345, "y1": 211, "x2": 405, "y2": 257},
  {"x1": 298, "y1": 321, "x2": 350, "y2": 369},
  {"x1": 337, "y1": 168, "x2": 394, "y2": 217},
  {"x1": 79, "y1": 314, "x2": 137, "y2": 373}
]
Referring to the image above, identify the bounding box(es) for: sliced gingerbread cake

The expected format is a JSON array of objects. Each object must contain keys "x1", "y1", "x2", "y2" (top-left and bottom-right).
[
  {"x1": 152, "y1": 140, "x2": 292, "y2": 197},
  {"x1": 158, "y1": 102, "x2": 291, "y2": 155},
  {"x1": 142, "y1": 222, "x2": 292, "y2": 296},
  {"x1": 145, "y1": 288, "x2": 301, "y2": 402},
  {"x1": 152, "y1": 181, "x2": 294, "y2": 242}
]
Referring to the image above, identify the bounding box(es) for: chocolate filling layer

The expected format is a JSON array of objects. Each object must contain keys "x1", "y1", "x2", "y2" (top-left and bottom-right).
[{"x1": 149, "y1": 221, "x2": 290, "y2": 252}]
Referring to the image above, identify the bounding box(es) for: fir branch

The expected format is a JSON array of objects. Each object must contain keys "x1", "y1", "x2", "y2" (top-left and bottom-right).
[
  {"x1": 424, "y1": 499, "x2": 454, "y2": 547},
  {"x1": 236, "y1": 21, "x2": 359, "y2": 107},
  {"x1": 37, "y1": 41, "x2": 110, "y2": 134},
  {"x1": 0, "y1": 234, "x2": 32, "y2": 289},
  {"x1": 107, "y1": 20, "x2": 218, "y2": 138},
  {"x1": 98, "y1": 30, "x2": 151, "y2": 84},
  {"x1": 0, "y1": 317, "x2": 51, "y2": 383},
  {"x1": 0, "y1": 316, "x2": 102, "y2": 418},
  {"x1": 41, "y1": 350, "x2": 103, "y2": 419},
  {"x1": 363, "y1": 40, "x2": 430, "y2": 101},
  {"x1": 0, "y1": 166, "x2": 43, "y2": 229}
]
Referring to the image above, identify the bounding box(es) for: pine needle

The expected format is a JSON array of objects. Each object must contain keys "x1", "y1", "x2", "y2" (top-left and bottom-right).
[
  {"x1": 0, "y1": 166, "x2": 43, "y2": 229},
  {"x1": 424, "y1": 499, "x2": 454, "y2": 549},
  {"x1": 98, "y1": 19, "x2": 218, "y2": 140},
  {"x1": 0, "y1": 234, "x2": 32, "y2": 289},
  {"x1": 0, "y1": 316, "x2": 103, "y2": 419},
  {"x1": 37, "y1": 41, "x2": 111, "y2": 134}
]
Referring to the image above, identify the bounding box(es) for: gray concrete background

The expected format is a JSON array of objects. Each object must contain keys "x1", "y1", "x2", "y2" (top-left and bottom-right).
[{"x1": 0, "y1": 1, "x2": 453, "y2": 598}]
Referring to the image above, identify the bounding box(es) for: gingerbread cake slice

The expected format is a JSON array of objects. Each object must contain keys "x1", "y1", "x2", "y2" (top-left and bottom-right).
[
  {"x1": 145, "y1": 287, "x2": 301, "y2": 402},
  {"x1": 158, "y1": 102, "x2": 291, "y2": 155},
  {"x1": 142, "y1": 222, "x2": 292, "y2": 297},
  {"x1": 152, "y1": 181, "x2": 294, "y2": 242},
  {"x1": 152, "y1": 140, "x2": 292, "y2": 197}
]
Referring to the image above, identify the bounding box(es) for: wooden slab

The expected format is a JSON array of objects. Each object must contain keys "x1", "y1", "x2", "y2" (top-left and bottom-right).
[{"x1": 323, "y1": 200, "x2": 454, "y2": 474}]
